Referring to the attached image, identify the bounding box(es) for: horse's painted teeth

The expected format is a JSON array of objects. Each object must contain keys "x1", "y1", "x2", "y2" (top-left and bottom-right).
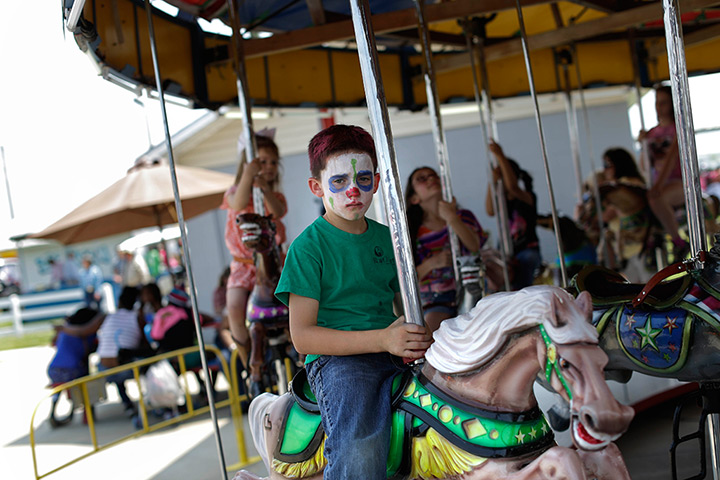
[{"x1": 571, "y1": 418, "x2": 614, "y2": 451}]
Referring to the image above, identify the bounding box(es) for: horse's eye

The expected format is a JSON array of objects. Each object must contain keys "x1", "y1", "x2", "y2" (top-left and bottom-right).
[{"x1": 559, "y1": 358, "x2": 570, "y2": 370}]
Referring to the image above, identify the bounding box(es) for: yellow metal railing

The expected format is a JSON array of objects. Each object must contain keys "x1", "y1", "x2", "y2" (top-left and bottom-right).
[{"x1": 30, "y1": 345, "x2": 261, "y2": 479}]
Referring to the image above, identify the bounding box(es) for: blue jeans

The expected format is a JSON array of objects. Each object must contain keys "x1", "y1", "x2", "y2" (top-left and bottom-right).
[
  {"x1": 84, "y1": 290, "x2": 100, "y2": 310},
  {"x1": 306, "y1": 353, "x2": 406, "y2": 480},
  {"x1": 512, "y1": 248, "x2": 542, "y2": 290},
  {"x1": 98, "y1": 363, "x2": 133, "y2": 407}
]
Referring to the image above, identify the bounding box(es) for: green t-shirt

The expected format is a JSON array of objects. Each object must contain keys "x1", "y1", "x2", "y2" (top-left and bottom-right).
[{"x1": 275, "y1": 216, "x2": 400, "y2": 364}]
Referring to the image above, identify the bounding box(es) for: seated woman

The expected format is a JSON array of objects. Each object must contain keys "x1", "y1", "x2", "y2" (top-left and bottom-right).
[
  {"x1": 405, "y1": 167, "x2": 486, "y2": 332},
  {"x1": 96, "y1": 286, "x2": 144, "y2": 415}
]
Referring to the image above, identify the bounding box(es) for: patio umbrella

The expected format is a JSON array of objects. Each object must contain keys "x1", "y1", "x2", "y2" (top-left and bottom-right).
[{"x1": 29, "y1": 160, "x2": 234, "y2": 244}]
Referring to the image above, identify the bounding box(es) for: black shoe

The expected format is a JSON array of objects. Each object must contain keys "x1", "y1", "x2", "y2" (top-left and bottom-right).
[{"x1": 249, "y1": 380, "x2": 264, "y2": 400}]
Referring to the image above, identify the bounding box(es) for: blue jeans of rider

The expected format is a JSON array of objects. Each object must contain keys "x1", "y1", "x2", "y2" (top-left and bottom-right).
[{"x1": 306, "y1": 352, "x2": 406, "y2": 480}]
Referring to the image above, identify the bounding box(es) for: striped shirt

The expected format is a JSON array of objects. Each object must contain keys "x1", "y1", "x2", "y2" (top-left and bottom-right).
[
  {"x1": 416, "y1": 209, "x2": 486, "y2": 305},
  {"x1": 96, "y1": 308, "x2": 142, "y2": 359}
]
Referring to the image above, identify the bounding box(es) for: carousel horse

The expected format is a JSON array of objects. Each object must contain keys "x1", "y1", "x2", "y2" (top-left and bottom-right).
[
  {"x1": 571, "y1": 235, "x2": 720, "y2": 383},
  {"x1": 234, "y1": 286, "x2": 634, "y2": 480},
  {"x1": 237, "y1": 213, "x2": 296, "y2": 398}
]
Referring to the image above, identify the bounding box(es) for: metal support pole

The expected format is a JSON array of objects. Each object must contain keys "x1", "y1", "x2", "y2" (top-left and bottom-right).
[
  {"x1": 65, "y1": 0, "x2": 88, "y2": 32},
  {"x1": 476, "y1": 42, "x2": 499, "y2": 141},
  {"x1": 662, "y1": 0, "x2": 705, "y2": 256},
  {"x1": 350, "y1": 0, "x2": 424, "y2": 326},
  {"x1": 476, "y1": 36, "x2": 514, "y2": 267},
  {"x1": 227, "y1": 0, "x2": 264, "y2": 216},
  {"x1": 1, "y1": 146, "x2": 14, "y2": 219},
  {"x1": 414, "y1": 0, "x2": 461, "y2": 287},
  {"x1": 571, "y1": 44, "x2": 608, "y2": 267},
  {"x1": 144, "y1": 3, "x2": 229, "y2": 478},
  {"x1": 514, "y1": 0, "x2": 568, "y2": 287},
  {"x1": 629, "y1": 29, "x2": 652, "y2": 186},
  {"x1": 559, "y1": 55, "x2": 584, "y2": 203},
  {"x1": 662, "y1": 2, "x2": 715, "y2": 475},
  {"x1": 463, "y1": 24, "x2": 511, "y2": 291}
]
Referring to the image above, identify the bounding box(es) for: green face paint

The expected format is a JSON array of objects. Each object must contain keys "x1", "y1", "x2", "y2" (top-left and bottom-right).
[{"x1": 329, "y1": 197, "x2": 334, "y2": 209}]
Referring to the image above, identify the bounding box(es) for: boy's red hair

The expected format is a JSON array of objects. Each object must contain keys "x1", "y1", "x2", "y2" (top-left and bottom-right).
[{"x1": 308, "y1": 125, "x2": 377, "y2": 178}]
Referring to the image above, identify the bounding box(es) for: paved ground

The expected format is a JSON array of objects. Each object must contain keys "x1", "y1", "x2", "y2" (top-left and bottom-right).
[
  {"x1": 1, "y1": 346, "x2": 268, "y2": 480},
  {"x1": 0, "y1": 345, "x2": 712, "y2": 480}
]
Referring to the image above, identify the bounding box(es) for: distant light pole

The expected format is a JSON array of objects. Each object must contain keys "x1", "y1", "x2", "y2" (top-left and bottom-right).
[{"x1": 1, "y1": 146, "x2": 14, "y2": 219}]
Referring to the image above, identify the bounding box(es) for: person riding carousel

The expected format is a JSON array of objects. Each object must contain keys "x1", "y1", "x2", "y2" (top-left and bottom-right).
[
  {"x1": 639, "y1": 85, "x2": 690, "y2": 259},
  {"x1": 221, "y1": 128, "x2": 288, "y2": 368},
  {"x1": 598, "y1": 147, "x2": 655, "y2": 278},
  {"x1": 405, "y1": 166, "x2": 486, "y2": 332},
  {"x1": 275, "y1": 124, "x2": 432, "y2": 479},
  {"x1": 485, "y1": 140, "x2": 542, "y2": 290}
]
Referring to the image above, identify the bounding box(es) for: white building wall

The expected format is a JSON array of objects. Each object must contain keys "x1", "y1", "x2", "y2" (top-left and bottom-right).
[{"x1": 184, "y1": 100, "x2": 635, "y2": 313}]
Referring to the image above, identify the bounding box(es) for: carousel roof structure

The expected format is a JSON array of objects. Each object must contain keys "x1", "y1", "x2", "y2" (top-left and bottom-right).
[{"x1": 69, "y1": 0, "x2": 720, "y2": 110}]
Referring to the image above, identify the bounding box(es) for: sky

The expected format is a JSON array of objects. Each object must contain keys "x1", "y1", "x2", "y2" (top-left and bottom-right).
[{"x1": 0, "y1": 2, "x2": 207, "y2": 249}]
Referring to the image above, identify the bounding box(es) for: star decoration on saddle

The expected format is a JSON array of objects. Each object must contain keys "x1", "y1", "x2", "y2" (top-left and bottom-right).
[
  {"x1": 624, "y1": 313, "x2": 637, "y2": 329},
  {"x1": 635, "y1": 318, "x2": 662, "y2": 351},
  {"x1": 664, "y1": 315, "x2": 679, "y2": 334}
]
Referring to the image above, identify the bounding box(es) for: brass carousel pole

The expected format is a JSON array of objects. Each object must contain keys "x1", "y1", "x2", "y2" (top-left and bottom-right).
[
  {"x1": 514, "y1": 0, "x2": 568, "y2": 287},
  {"x1": 144, "y1": 2, "x2": 229, "y2": 478},
  {"x1": 661, "y1": 2, "x2": 717, "y2": 477},
  {"x1": 349, "y1": 0, "x2": 424, "y2": 326}
]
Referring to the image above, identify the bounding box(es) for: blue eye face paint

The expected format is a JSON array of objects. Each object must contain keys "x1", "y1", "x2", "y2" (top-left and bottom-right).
[
  {"x1": 356, "y1": 170, "x2": 374, "y2": 192},
  {"x1": 328, "y1": 174, "x2": 349, "y2": 194}
]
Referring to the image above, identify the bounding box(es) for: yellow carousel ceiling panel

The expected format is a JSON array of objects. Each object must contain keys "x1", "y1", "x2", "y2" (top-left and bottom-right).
[{"x1": 74, "y1": 0, "x2": 720, "y2": 109}]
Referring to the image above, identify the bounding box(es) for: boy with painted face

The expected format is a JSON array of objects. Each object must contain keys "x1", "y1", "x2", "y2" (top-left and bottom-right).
[{"x1": 275, "y1": 125, "x2": 432, "y2": 479}]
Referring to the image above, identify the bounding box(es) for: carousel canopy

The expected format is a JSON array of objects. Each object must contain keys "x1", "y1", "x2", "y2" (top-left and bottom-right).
[{"x1": 70, "y1": 0, "x2": 720, "y2": 109}]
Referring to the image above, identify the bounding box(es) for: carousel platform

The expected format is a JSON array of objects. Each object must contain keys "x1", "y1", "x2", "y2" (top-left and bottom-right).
[{"x1": 1, "y1": 345, "x2": 712, "y2": 480}]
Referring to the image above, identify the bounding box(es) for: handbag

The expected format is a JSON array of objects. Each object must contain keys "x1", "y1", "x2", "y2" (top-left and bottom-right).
[{"x1": 144, "y1": 359, "x2": 185, "y2": 408}]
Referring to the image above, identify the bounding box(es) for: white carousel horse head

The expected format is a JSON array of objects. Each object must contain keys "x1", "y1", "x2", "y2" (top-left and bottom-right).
[{"x1": 426, "y1": 285, "x2": 598, "y2": 374}]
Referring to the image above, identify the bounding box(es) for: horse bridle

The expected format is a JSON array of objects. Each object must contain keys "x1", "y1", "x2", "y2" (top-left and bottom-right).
[{"x1": 538, "y1": 324, "x2": 573, "y2": 401}]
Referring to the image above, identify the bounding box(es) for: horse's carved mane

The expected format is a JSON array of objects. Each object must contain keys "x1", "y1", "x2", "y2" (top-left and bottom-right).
[{"x1": 426, "y1": 286, "x2": 598, "y2": 374}]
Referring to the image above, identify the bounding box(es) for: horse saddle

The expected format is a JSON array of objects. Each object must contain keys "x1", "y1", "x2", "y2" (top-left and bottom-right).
[
  {"x1": 573, "y1": 265, "x2": 720, "y2": 374},
  {"x1": 246, "y1": 299, "x2": 289, "y2": 325},
  {"x1": 274, "y1": 368, "x2": 554, "y2": 478},
  {"x1": 572, "y1": 265, "x2": 692, "y2": 309}
]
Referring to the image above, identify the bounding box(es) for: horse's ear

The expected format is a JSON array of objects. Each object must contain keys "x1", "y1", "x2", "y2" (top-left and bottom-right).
[
  {"x1": 574, "y1": 291, "x2": 593, "y2": 320},
  {"x1": 548, "y1": 290, "x2": 569, "y2": 328}
]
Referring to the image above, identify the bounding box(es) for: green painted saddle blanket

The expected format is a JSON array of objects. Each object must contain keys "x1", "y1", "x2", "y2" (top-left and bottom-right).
[{"x1": 273, "y1": 368, "x2": 554, "y2": 479}]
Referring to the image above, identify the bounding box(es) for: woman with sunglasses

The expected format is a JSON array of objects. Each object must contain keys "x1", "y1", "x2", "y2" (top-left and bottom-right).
[{"x1": 405, "y1": 167, "x2": 486, "y2": 332}]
